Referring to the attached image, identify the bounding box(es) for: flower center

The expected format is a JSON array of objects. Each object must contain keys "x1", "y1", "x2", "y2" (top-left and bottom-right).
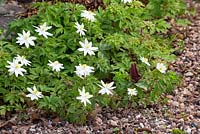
[
  {"x1": 85, "y1": 44, "x2": 90, "y2": 49},
  {"x1": 24, "y1": 35, "x2": 29, "y2": 40},
  {"x1": 54, "y1": 61, "x2": 59, "y2": 65},
  {"x1": 15, "y1": 64, "x2": 20, "y2": 69},
  {"x1": 88, "y1": 11, "x2": 93, "y2": 16},
  {"x1": 105, "y1": 83, "x2": 109, "y2": 88},
  {"x1": 80, "y1": 26, "x2": 84, "y2": 30},
  {"x1": 82, "y1": 64, "x2": 87, "y2": 68},
  {"x1": 158, "y1": 66, "x2": 163, "y2": 71},
  {"x1": 33, "y1": 89, "x2": 39, "y2": 95},
  {"x1": 41, "y1": 26, "x2": 46, "y2": 31}
]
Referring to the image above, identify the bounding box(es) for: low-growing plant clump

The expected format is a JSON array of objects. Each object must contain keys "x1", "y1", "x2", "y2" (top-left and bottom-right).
[{"x1": 0, "y1": 0, "x2": 186, "y2": 123}]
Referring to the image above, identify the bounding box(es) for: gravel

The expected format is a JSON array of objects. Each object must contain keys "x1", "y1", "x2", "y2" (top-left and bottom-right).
[{"x1": 0, "y1": 0, "x2": 199, "y2": 133}]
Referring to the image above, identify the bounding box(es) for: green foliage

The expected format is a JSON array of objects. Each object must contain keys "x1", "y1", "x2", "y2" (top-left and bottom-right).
[
  {"x1": 0, "y1": 0, "x2": 185, "y2": 123},
  {"x1": 176, "y1": 18, "x2": 191, "y2": 26},
  {"x1": 145, "y1": 0, "x2": 186, "y2": 18},
  {"x1": 0, "y1": 0, "x2": 4, "y2": 5},
  {"x1": 172, "y1": 128, "x2": 186, "y2": 134}
]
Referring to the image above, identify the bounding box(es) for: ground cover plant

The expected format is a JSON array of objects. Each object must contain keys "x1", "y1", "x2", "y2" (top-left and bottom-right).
[{"x1": 0, "y1": 0, "x2": 186, "y2": 123}]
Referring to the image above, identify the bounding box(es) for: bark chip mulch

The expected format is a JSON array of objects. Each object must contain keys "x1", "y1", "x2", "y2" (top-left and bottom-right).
[{"x1": 0, "y1": 0, "x2": 199, "y2": 133}]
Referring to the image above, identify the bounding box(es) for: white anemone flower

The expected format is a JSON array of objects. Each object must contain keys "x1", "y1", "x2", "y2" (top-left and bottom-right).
[
  {"x1": 127, "y1": 88, "x2": 137, "y2": 96},
  {"x1": 76, "y1": 87, "x2": 93, "y2": 106},
  {"x1": 98, "y1": 80, "x2": 116, "y2": 95},
  {"x1": 15, "y1": 55, "x2": 31, "y2": 66},
  {"x1": 34, "y1": 22, "x2": 53, "y2": 38},
  {"x1": 16, "y1": 30, "x2": 36, "y2": 48},
  {"x1": 75, "y1": 64, "x2": 94, "y2": 78},
  {"x1": 140, "y1": 57, "x2": 150, "y2": 66},
  {"x1": 121, "y1": 0, "x2": 132, "y2": 3},
  {"x1": 156, "y1": 63, "x2": 167, "y2": 74},
  {"x1": 81, "y1": 10, "x2": 96, "y2": 22},
  {"x1": 78, "y1": 38, "x2": 98, "y2": 56},
  {"x1": 48, "y1": 60, "x2": 64, "y2": 72},
  {"x1": 6, "y1": 60, "x2": 26, "y2": 77},
  {"x1": 26, "y1": 86, "x2": 43, "y2": 100},
  {"x1": 75, "y1": 22, "x2": 87, "y2": 36}
]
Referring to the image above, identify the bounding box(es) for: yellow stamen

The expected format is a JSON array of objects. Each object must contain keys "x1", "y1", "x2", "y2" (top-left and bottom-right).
[
  {"x1": 55, "y1": 61, "x2": 59, "y2": 64},
  {"x1": 85, "y1": 44, "x2": 90, "y2": 48},
  {"x1": 33, "y1": 89, "x2": 39, "y2": 95},
  {"x1": 82, "y1": 64, "x2": 87, "y2": 68},
  {"x1": 15, "y1": 64, "x2": 20, "y2": 69}
]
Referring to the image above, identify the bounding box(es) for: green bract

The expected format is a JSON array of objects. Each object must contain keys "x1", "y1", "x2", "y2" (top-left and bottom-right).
[{"x1": 0, "y1": 0, "x2": 185, "y2": 123}]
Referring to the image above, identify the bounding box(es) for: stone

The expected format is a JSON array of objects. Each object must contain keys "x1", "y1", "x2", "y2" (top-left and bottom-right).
[
  {"x1": 104, "y1": 129, "x2": 113, "y2": 134},
  {"x1": 182, "y1": 88, "x2": 192, "y2": 96},
  {"x1": 94, "y1": 117, "x2": 103, "y2": 126},
  {"x1": 180, "y1": 103, "x2": 185, "y2": 109},
  {"x1": 79, "y1": 127, "x2": 87, "y2": 134},
  {"x1": 139, "y1": 123, "x2": 145, "y2": 128},
  {"x1": 185, "y1": 126, "x2": 192, "y2": 134},
  {"x1": 166, "y1": 95, "x2": 174, "y2": 99},
  {"x1": 185, "y1": 72, "x2": 194, "y2": 77},
  {"x1": 109, "y1": 120, "x2": 118, "y2": 127},
  {"x1": 0, "y1": 6, "x2": 8, "y2": 15},
  {"x1": 179, "y1": 96, "x2": 186, "y2": 102},
  {"x1": 169, "y1": 100, "x2": 179, "y2": 107},
  {"x1": 112, "y1": 116, "x2": 118, "y2": 121},
  {"x1": 121, "y1": 118, "x2": 129, "y2": 123}
]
